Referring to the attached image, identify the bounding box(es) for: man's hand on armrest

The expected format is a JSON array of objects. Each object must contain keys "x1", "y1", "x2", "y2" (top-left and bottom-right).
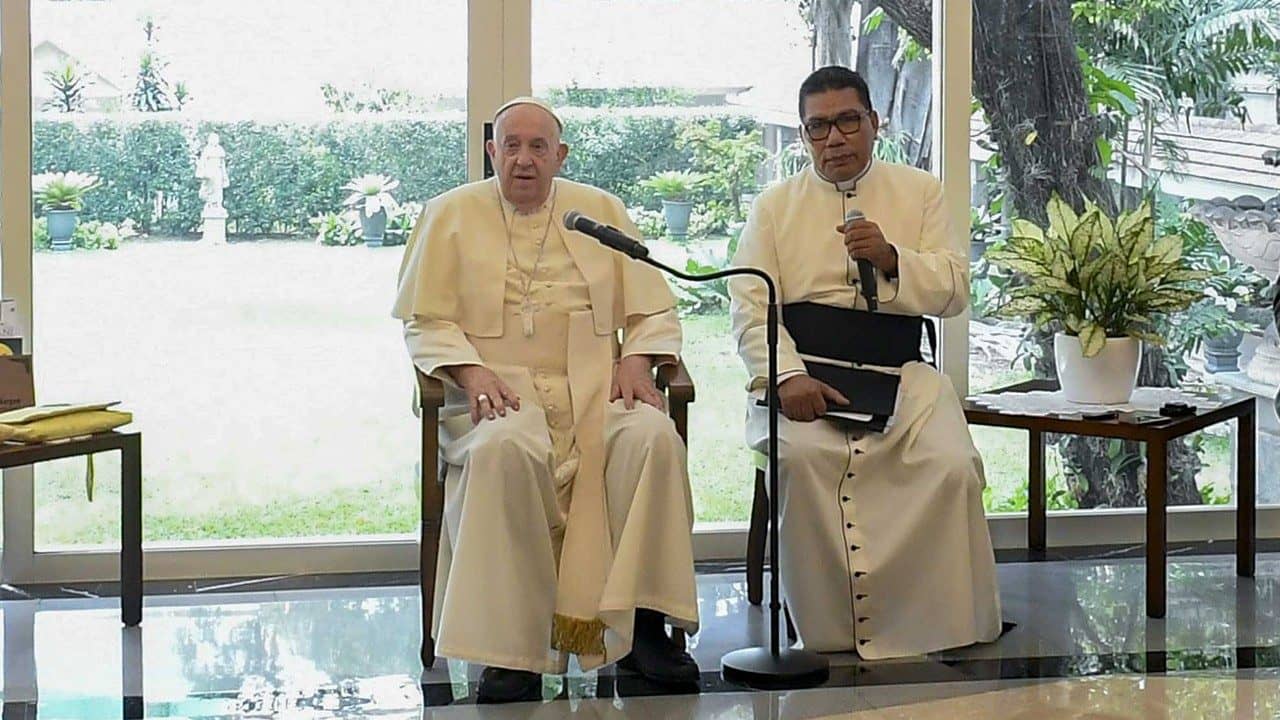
[
  {"x1": 446, "y1": 365, "x2": 521, "y2": 424},
  {"x1": 611, "y1": 355, "x2": 664, "y2": 410}
]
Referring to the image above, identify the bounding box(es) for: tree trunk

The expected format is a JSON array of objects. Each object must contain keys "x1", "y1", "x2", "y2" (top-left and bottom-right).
[
  {"x1": 856, "y1": 1, "x2": 900, "y2": 113},
  {"x1": 814, "y1": 0, "x2": 857, "y2": 67},
  {"x1": 854, "y1": 1, "x2": 933, "y2": 169},
  {"x1": 875, "y1": 0, "x2": 1112, "y2": 222}
]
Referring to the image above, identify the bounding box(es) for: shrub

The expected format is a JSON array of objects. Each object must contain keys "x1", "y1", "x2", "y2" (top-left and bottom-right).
[
  {"x1": 32, "y1": 216, "x2": 136, "y2": 252},
  {"x1": 310, "y1": 212, "x2": 359, "y2": 247},
  {"x1": 32, "y1": 108, "x2": 760, "y2": 239},
  {"x1": 628, "y1": 206, "x2": 666, "y2": 240},
  {"x1": 385, "y1": 201, "x2": 424, "y2": 247}
]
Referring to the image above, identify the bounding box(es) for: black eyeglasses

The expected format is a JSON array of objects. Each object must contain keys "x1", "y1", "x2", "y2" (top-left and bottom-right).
[{"x1": 803, "y1": 111, "x2": 868, "y2": 141}]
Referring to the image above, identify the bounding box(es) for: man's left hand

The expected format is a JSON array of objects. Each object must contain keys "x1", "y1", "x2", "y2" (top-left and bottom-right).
[
  {"x1": 611, "y1": 355, "x2": 665, "y2": 410},
  {"x1": 837, "y1": 218, "x2": 898, "y2": 276}
]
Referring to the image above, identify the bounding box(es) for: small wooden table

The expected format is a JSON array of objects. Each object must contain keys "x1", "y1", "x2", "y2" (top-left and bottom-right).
[
  {"x1": 963, "y1": 380, "x2": 1255, "y2": 618},
  {"x1": 0, "y1": 432, "x2": 142, "y2": 626}
]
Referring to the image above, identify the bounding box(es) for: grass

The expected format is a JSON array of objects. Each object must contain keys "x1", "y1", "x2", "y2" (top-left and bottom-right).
[{"x1": 28, "y1": 241, "x2": 1235, "y2": 547}]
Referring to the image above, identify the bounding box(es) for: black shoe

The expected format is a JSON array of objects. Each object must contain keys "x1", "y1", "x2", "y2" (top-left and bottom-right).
[
  {"x1": 617, "y1": 610, "x2": 701, "y2": 687},
  {"x1": 476, "y1": 666, "x2": 542, "y2": 704}
]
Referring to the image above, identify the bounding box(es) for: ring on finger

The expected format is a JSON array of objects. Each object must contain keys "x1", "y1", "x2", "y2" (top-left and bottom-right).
[{"x1": 476, "y1": 393, "x2": 491, "y2": 404}]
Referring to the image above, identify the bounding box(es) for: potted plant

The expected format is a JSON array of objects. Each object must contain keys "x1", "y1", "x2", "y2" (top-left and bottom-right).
[
  {"x1": 343, "y1": 174, "x2": 400, "y2": 247},
  {"x1": 1197, "y1": 257, "x2": 1269, "y2": 372},
  {"x1": 987, "y1": 194, "x2": 1206, "y2": 403},
  {"x1": 33, "y1": 171, "x2": 100, "y2": 251},
  {"x1": 640, "y1": 170, "x2": 702, "y2": 238}
]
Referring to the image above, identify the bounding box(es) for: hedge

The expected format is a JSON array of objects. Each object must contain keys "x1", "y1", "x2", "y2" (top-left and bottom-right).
[{"x1": 33, "y1": 108, "x2": 760, "y2": 237}]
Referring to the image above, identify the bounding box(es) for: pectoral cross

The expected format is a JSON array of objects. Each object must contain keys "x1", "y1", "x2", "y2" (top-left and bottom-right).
[{"x1": 521, "y1": 298, "x2": 537, "y2": 337}]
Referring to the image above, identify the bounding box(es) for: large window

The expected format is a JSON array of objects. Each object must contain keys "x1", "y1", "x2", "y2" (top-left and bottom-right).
[
  {"x1": 0, "y1": 0, "x2": 1274, "y2": 581},
  {"x1": 30, "y1": 0, "x2": 468, "y2": 548},
  {"x1": 965, "y1": 0, "x2": 1280, "y2": 513}
]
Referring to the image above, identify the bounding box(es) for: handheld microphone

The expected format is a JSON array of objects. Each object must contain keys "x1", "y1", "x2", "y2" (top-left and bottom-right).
[
  {"x1": 844, "y1": 208, "x2": 878, "y2": 311},
  {"x1": 563, "y1": 210, "x2": 650, "y2": 259}
]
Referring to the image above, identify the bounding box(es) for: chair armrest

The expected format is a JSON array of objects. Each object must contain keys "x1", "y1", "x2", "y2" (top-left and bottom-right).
[
  {"x1": 417, "y1": 368, "x2": 446, "y2": 410},
  {"x1": 656, "y1": 359, "x2": 695, "y2": 405},
  {"x1": 421, "y1": 362, "x2": 691, "y2": 407}
]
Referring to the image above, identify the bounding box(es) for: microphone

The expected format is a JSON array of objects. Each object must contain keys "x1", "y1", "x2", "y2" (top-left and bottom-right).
[
  {"x1": 563, "y1": 210, "x2": 650, "y2": 259},
  {"x1": 844, "y1": 208, "x2": 878, "y2": 312}
]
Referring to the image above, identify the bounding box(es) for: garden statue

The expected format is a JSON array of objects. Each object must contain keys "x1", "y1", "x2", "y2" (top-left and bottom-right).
[{"x1": 196, "y1": 133, "x2": 229, "y2": 244}]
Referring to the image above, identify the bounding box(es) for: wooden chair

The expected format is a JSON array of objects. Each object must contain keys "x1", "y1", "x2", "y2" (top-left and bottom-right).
[
  {"x1": 746, "y1": 453, "x2": 769, "y2": 607},
  {"x1": 416, "y1": 360, "x2": 696, "y2": 667},
  {"x1": 746, "y1": 453, "x2": 797, "y2": 640}
]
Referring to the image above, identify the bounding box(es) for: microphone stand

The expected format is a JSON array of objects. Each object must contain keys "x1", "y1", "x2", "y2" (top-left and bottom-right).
[{"x1": 613, "y1": 250, "x2": 830, "y2": 689}]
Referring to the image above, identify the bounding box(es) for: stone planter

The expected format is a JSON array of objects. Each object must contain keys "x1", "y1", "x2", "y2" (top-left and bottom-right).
[
  {"x1": 46, "y1": 209, "x2": 79, "y2": 252},
  {"x1": 1054, "y1": 333, "x2": 1142, "y2": 404},
  {"x1": 360, "y1": 208, "x2": 388, "y2": 247},
  {"x1": 970, "y1": 239, "x2": 991, "y2": 265},
  {"x1": 661, "y1": 200, "x2": 694, "y2": 238},
  {"x1": 1204, "y1": 329, "x2": 1244, "y2": 373}
]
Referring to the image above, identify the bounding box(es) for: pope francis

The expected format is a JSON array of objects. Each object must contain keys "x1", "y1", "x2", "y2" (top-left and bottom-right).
[
  {"x1": 393, "y1": 98, "x2": 700, "y2": 703},
  {"x1": 729, "y1": 67, "x2": 1002, "y2": 660}
]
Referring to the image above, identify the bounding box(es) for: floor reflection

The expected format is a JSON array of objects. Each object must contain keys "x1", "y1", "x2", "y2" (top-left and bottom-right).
[{"x1": 0, "y1": 554, "x2": 1277, "y2": 717}]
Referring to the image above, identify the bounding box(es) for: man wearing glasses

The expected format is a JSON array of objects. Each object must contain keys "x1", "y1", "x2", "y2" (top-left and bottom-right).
[{"x1": 727, "y1": 66, "x2": 1001, "y2": 658}]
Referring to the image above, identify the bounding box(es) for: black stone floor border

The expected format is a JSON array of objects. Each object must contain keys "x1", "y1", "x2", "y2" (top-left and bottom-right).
[{"x1": 5, "y1": 541, "x2": 1275, "y2": 601}]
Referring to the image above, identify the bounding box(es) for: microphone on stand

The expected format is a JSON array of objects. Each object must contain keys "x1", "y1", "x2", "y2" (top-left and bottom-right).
[
  {"x1": 563, "y1": 210, "x2": 649, "y2": 258},
  {"x1": 843, "y1": 208, "x2": 878, "y2": 312}
]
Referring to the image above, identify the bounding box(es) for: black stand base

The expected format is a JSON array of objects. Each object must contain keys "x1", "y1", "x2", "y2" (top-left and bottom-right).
[{"x1": 721, "y1": 646, "x2": 830, "y2": 690}]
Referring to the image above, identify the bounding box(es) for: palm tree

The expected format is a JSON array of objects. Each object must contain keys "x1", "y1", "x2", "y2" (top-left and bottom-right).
[{"x1": 1075, "y1": 0, "x2": 1280, "y2": 118}]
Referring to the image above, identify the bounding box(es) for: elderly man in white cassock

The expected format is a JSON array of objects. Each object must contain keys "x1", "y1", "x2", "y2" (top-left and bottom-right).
[
  {"x1": 393, "y1": 97, "x2": 700, "y2": 703},
  {"x1": 728, "y1": 67, "x2": 1002, "y2": 659}
]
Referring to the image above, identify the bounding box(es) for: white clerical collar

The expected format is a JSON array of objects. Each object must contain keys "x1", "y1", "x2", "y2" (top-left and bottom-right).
[
  {"x1": 495, "y1": 177, "x2": 558, "y2": 216},
  {"x1": 813, "y1": 158, "x2": 874, "y2": 192}
]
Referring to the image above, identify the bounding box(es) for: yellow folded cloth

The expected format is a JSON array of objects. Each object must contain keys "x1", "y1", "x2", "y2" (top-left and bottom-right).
[
  {"x1": 0, "y1": 402, "x2": 118, "y2": 425},
  {"x1": 1, "y1": 409, "x2": 132, "y2": 444}
]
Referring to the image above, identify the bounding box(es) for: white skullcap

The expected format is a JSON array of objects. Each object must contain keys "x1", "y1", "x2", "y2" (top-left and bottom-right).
[{"x1": 493, "y1": 96, "x2": 563, "y2": 131}]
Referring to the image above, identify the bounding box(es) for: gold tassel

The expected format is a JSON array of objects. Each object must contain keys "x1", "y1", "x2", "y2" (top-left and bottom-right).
[{"x1": 551, "y1": 614, "x2": 607, "y2": 656}]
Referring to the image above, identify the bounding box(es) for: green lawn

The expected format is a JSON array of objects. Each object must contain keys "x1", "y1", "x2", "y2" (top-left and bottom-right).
[{"x1": 28, "y1": 241, "x2": 1233, "y2": 547}]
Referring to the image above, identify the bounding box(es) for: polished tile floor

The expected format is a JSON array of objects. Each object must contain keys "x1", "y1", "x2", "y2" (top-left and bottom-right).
[{"x1": 4, "y1": 551, "x2": 1280, "y2": 718}]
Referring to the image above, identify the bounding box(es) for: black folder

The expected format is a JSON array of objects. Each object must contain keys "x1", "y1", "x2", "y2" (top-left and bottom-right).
[
  {"x1": 803, "y1": 360, "x2": 900, "y2": 430},
  {"x1": 771, "y1": 301, "x2": 932, "y2": 432}
]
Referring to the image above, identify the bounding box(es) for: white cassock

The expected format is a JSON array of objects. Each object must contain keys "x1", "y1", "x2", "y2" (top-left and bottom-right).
[
  {"x1": 728, "y1": 161, "x2": 1001, "y2": 659},
  {"x1": 393, "y1": 177, "x2": 699, "y2": 675}
]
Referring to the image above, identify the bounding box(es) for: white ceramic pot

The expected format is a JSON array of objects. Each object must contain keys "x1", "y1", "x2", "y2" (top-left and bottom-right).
[{"x1": 1054, "y1": 332, "x2": 1142, "y2": 404}]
